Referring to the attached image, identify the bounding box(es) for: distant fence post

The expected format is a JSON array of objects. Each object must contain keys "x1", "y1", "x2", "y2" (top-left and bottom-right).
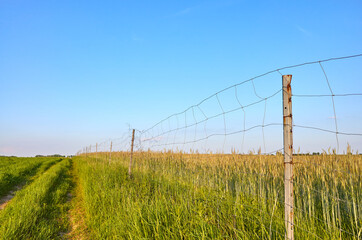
[
  {"x1": 96, "y1": 143, "x2": 98, "y2": 160},
  {"x1": 129, "y1": 129, "x2": 135, "y2": 178},
  {"x1": 283, "y1": 75, "x2": 294, "y2": 240},
  {"x1": 109, "y1": 141, "x2": 112, "y2": 165}
]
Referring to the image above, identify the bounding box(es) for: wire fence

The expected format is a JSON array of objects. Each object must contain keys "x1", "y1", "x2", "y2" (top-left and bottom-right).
[{"x1": 78, "y1": 53, "x2": 362, "y2": 239}]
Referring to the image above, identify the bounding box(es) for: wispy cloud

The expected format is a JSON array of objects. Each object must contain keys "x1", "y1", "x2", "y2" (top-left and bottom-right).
[
  {"x1": 174, "y1": 7, "x2": 193, "y2": 16},
  {"x1": 169, "y1": 0, "x2": 241, "y2": 18},
  {"x1": 166, "y1": 6, "x2": 198, "y2": 18},
  {"x1": 296, "y1": 25, "x2": 312, "y2": 37}
]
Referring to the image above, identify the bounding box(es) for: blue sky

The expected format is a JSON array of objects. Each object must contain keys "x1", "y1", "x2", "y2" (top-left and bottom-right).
[{"x1": 1, "y1": 0, "x2": 362, "y2": 156}]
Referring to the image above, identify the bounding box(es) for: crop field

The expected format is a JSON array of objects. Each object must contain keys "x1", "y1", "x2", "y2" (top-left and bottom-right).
[
  {"x1": 74, "y1": 152, "x2": 362, "y2": 240},
  {"x1": 0, "y1": 154, "x2": 360, "y2": 239}
]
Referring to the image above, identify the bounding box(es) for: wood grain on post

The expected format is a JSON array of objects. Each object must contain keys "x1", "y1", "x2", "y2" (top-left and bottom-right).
[
  {"x1": 109, "y1": 141, "x2": 112, "y2": 165},
  {"x1": 96, "y1": 143, "x2": 98, "y2": 160},
  {"x1": 129, "y1": 129, "x2": 135, "y2": 178},
  {"x1": 283, "y1": 75, "x2": 294, "y2": 240}
]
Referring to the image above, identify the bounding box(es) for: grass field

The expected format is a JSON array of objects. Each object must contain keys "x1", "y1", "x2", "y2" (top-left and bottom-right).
[
  {"x1": 0, "y1": 157, "x2": 72, "y2": 239},
  {"x1": 0, "y1": 157, "x2": 61, "y2": 199},
  {"x1": 75, "y1": 152, "x2": 361, "y2": 239},
  {"x1": 0, "y1": 154, "x2": 360, "y2": 239}
]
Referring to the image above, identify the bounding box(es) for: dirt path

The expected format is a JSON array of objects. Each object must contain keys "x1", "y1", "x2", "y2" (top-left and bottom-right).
[
  {"x1": 0, "y1": 160, "x2": 60, "y2": 211},
  {"x1": 0, "y1": 185, "x2": 23, "y2": 210},
  {"x1": 62, "y1": 162, "x2": 89, "y2": 240}
]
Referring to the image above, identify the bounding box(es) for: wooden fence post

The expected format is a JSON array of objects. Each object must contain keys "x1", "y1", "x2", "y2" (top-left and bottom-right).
[
  {"x1": 109, "y1": 141, "x2": 112, "y2": 165},
  {"x1": 96, "y1": 143, "x2": 98, "y2": 160},
  {"x1": 129, "y1": 129, "x2": 135, "y2": 178},
  {"x1": 283, "y1": 75, "x2": 294, "y2": 240}
]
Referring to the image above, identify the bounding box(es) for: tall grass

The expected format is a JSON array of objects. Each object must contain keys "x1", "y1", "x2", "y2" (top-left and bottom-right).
[
  {"x1": 0, "y1": 158, "x2": 72, "y2": 240},
  {"x1": 0, "y1": 157, "x2": 61, "y2": 198},
  {"x1": 74, "y1": 151, "x2": 361, "y2": 239}
]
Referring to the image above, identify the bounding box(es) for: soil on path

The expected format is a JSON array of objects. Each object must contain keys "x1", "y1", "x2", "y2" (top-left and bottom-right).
[
  {"x1": 62, "y1": 163, "x2": 89, "y2": 240},
  {"x1": 0, "y1": 185, "x2": 23, "y2": 210}
]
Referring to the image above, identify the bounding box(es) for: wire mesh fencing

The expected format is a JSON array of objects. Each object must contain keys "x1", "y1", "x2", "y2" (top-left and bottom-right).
[{"x1": 79, "y1": 54, "x2": 362, "y2": 239}]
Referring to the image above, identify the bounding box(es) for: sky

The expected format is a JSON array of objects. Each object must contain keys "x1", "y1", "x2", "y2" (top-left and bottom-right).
[{"x1": 1, "y1": 0, "x2": 362, "y2": 156}]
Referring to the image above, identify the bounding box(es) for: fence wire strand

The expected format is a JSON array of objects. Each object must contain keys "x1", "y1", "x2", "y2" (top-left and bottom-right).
[{"x1": 78, "y1": 53, "x2": 362, "y2": 239}]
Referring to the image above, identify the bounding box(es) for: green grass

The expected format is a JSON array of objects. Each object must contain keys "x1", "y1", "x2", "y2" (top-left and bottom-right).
[
  {"x1": 72, "y1": 152, "x2": 361, "y2": 239},
  {"x1": 0, "y1": 156, "x2": 61, "y2": 198},
  {"x1": 0, "y1": 158, "x2": 73, "y2": 240},
  {"x1": 0, "y1": 153, "x2": 359, "y2": 239},
  {"x1": 74, "y1": 156, "x2": 284, "y2": 239}
]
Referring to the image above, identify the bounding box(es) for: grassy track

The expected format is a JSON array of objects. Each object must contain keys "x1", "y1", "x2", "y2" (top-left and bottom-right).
[
  {"x1": 0, "y1": 157, "x2": 60, "y2": 198},
  {"x1": 0, "y1": 158, "x2": 73, "y2": 240},
  {"x1": 66, "y1": 159, "x2": 89, "y2": 239},
  {"x1": 73, "y1": 153, "x2": 361, "y2": 239}
]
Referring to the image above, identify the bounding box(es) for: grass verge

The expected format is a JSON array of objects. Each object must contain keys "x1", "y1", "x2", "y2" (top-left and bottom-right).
[
  {"x1": 0, "y1": 157, "x2": 61, "y2": 198},
  {"x1": 0, "y1": 158, "x2": 73, "y2": 240}
]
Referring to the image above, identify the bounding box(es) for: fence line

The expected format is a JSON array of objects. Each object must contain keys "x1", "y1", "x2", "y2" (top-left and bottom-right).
[{"x1": 78, "y1": 53, "x2": 362, "y2": 239}]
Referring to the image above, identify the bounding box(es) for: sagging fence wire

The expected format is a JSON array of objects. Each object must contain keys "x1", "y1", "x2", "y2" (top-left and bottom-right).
[{"x1": 78, "y1": 53, "x2": 362, "y2": 239}]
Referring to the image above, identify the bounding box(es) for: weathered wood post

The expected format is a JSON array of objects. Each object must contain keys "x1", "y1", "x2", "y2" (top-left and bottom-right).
[
  {"x1": 283, "y1": 75, "x2": 294, "y2": 240},
  {"x1": 96, "y1": 143, "x2": 98, "y2": 160},
  {"x1": 109, "y1": 141, "x2": 112, "y2": 165},
  {"x1": 129, "y1": 129, "x2": 135, "y2": 178}
]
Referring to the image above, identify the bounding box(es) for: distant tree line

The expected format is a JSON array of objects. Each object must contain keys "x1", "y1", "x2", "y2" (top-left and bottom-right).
[{"x1": 35, "y1": 154, "x2": 65, "y2": 158}]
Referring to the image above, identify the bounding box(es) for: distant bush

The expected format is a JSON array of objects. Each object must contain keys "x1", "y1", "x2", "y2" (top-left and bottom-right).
[
  {"x1": 35, "y1": 154, "x2": 65, "y2": 158},
  {"x1": 47, "y1": 154, "x2": 65, "y2": 157}
]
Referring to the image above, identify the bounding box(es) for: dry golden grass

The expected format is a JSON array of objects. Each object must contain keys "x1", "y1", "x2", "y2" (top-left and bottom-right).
[{"x1": 78, "y1": 151, "x2": 361, "y2": 239}]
